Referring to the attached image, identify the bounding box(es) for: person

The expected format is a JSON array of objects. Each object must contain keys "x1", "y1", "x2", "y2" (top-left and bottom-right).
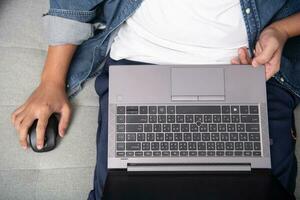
[{"x1": 11, "y1": 0, "x2": 300, "y2": 199}]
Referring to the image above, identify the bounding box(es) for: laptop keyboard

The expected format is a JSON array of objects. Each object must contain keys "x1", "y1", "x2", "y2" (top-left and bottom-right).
[{"x1": 115, "y1": 105, "x2": 262, "y2": 157}]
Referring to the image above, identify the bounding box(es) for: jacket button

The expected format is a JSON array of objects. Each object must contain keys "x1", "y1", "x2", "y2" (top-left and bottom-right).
[
  {"x1": 245, "y1": 8, "x2": 251, "y2": 14},
  {"x1": 280, "y1": 77, "x2": 285, "y2": 82}
]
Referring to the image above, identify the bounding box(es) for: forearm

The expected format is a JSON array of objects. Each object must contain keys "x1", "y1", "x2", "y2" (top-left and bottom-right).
[
  {"x1": 41, "y1": 44, "x2": 77, "y2": 88},
  {"x1": 270, "y1": 12, "x2": 300, "y2": 39}
]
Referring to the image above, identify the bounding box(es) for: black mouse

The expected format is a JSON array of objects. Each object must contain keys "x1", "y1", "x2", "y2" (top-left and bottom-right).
[{"x1": 28, "y1": 114, "x2": 59, "y2": 152}]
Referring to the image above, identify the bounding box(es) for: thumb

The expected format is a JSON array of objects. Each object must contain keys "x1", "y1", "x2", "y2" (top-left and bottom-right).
[
  {"x1": 252, "y1": 41, "x2": 277, "y2": 67},
  {"x1": 58, "y1": 104, "x2": 72, "y2": 137}
]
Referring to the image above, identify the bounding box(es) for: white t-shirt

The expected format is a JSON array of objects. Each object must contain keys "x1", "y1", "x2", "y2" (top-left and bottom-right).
[{"x1": 110, "y1": 0, "x2": 249, "y2": 64}]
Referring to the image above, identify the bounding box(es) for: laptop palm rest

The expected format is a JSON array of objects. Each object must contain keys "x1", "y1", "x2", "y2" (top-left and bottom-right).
[{"x1": 171, "y1": 67, "x2": 225, "y2": 101}]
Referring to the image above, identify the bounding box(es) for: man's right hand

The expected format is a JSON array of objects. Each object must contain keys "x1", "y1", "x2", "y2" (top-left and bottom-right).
[{"x1": 11, "y1": 81, "x2": 72, "y2": 150}]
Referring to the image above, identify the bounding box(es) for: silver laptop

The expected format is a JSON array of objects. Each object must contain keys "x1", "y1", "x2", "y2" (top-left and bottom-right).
[{"x1": 108, "y1": 65, "x2": 271, "y2": 172}]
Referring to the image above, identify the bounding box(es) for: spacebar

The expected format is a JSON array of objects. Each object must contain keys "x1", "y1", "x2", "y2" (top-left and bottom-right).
[{"x1": 176, "y1": 106, "x2": 221, "y2": 114}]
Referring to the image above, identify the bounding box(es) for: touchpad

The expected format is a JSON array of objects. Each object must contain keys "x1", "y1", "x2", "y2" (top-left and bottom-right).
[{"x1": 171, "y1": 67, "x2": 225, "y2": 100}]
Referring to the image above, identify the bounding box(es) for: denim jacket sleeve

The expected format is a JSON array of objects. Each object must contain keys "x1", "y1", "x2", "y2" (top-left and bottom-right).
[{"x1": 43, "y1": 0, "x2": 105, "y2": 45}]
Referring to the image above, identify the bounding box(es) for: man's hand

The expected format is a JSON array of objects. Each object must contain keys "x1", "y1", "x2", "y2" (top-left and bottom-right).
[
  {"x1": 11, "y1": 81, "x2": 72, "y2": 150},
  {"x1": 231, "y1": 25, "x2": 288, "y2": 80},
  {"x1": 11, "y1": 44, "x2": 77, "y2": 150}
]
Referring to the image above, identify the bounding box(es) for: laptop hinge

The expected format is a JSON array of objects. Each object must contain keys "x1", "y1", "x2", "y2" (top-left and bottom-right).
[{"x1": 127, "y1": 164, "x2": 251, "y2": 172}]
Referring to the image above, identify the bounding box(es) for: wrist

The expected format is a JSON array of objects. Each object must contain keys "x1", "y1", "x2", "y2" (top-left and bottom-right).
[
  {"x1": 41, "y1": 75, "x2": 66, "y2": 89},
  {"x1": 268, "y1": 21, "x2": 289, "y2": 42}
]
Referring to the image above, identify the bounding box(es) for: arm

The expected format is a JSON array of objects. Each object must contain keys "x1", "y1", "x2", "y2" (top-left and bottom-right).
[
  {"x1": 11, "y1": 44, "x2": 77, "y2": 150},
  {"x1": 232, "y1": 12, "x2": 300, "y2": 80}
]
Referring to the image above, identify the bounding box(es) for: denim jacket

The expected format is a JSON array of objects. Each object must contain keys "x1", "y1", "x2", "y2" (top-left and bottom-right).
[{"x1": 44, "y1": 0, "x2": 300, "y2": 98}]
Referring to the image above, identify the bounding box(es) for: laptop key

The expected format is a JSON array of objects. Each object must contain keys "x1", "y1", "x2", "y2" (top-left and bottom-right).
[
  {"x1": 239, "y1": 133, "x2": 248, "y2": 141},
  {"x1": 126, "y1": 152, "x2": 134, "y2": 157},
  {"x1": 126, "y1": 124, "x2": 143, "y2": 132},
  {"x1": 139, "y1": 106, "x2": 148, "y2": 114},
  {"x1": 192, "y1": 133, "x2": 201, "y2": 141},
  {"x1": 158, "y1": 106, "x2": 166, "y2": 114},
  {"x1": 249, "y1": 133, "x2": 260, "y2": 141},
  {"x1": 116, "y1": 133, "x2": 125, "y2": 141},
  {"x1": 209, "y1": 124, "x2": 217, "y2": 132},
  {"x1": 172, "y1": 124, "x2": 180, "y2": 132},
  {"x1": 231, "y1": 106, "x2": 239, "y2": 114},
  {"x1": 218, "y1": 124, "x2": 226, "y2": 132},
  {"x1": 202, "y1": 133, "x2": 210, "y2": 141},
  {"x1": 149, "y1": 106, "x2": 157, "y2": 114},
  {"x1": 165, "y1": 133, "x2": 173, "y2": 141},
  {"x1": 231, "y1": 115, "x2": 240, "y2": 123},
  {"x1": 207, "y1": 151, "x2": 215, "y2": 156},
  {"x1": 190, "y1": 124, "x2": 198, "y2": 132},
  {"x1": 126, "y1": 143, "x2": 141, "y2": 151},
  {"x1": 153, "y1": 151, "x2": 161, "y2": 156},
  {"x1": 188, "y1": 142, "x2": 196, "y2": 150},
  {"x1": 116, "y1": 124, "x2": 125, "y2": 132},
  {"x1": 216, "y1": 151, "x2": 225, "y2": 156},
  {"x1": 244, "y1": 151, "x2": 252, "y2": 156},
  {"x1": 170, "y1": 142, "x2": 178, "y2": 150},
  {"x1": 144, "y1": 124, "x2": 152, "y2": 132},
  {"x1": 117, "y1": 106, "x2": 125, "y2": 114},
  {"x1": 126, "y1": 115, "x2": 147, "y2": 123},
  {"x1": 236, "y1": 124, "x2": 245, "y2": 132},
  {"x1": 246, "y1": 124, "x2": 260, "y2": 132},
  {"x1": 229, "y1": 133, "x2": 238, "y2": 141},
  {"x1": 137, "y1": 133, "x2": 145, "y2": 141},
  {"x1": 244, "y1": 142, "x2": 253, "y2": 150},
  {"x1": 198, "y1": 142, "x2": 206, "y2": 150},
  {"x1": 147, "y1": 133, "x2": 155, "y2": 141},
  {"x1": 199, "y1": 124, "x2": 208, "y2": 132},
  {"x1": 207, "y1": 142, "x2": 215, "y2": 150},
  {"x1": 185, "y1": 115, "x2": 194, "y2": 123},
  {"x1": 162, "y1": 151, "x2": 170, "y2": 157},
  {"x1": 184, "y1": 133, "x2": 192, "y2": 141},
  {"x1": 181, "y1": 124, "x2": 189, "y2": 132},
  {"x1": 126, "y1": 133, "x2": 136, "y2": 141},
  {"x1": 167, "y1": 115, "x2": 175, "y2": 123},
  {"x1": 179, "y1": 142, "x2": 187, "y2": 150},
  {"x1": 176, "y1": 115, "x2": 184, "y2": 123},
  {"x1": 144, "y1": 151, "x2": 152, "y2": 157},
  {"x1": 167, "y1": 106, "x2": 175, "y2": 114},
  {"x1": 163, "y1": 124, "x2": 171, "y2": 132},
  {"x1": 222, "y1": 115, "x2": 231, "y2": 123},
  {"x1": 160, "y1": 142, "x2": 169, "y2": 150},
  {"x1": 180, "y1": 151, "x2": 188, "y2": 156},
  {"x1": 227, "y1": 124, "x2": 236, "y2": 132},
  {"x1": 176, "y1": 106, "x2": 221, "y2": 114},
  {"x1": 116, "y1": 143, "x2": 125, "y2": 151},
  {"x1": 198, "y1": 151, "x2": 206, "y2": 156},
  {"x1": 213, "y1": 115, "x2": 221, "y2": 123},
  {"x1": 225, "y1": 142, "x2": 234, "y2": 150},
  {"x1": 156, "y1": 133, "x2": 164, "y2": 141},
  {"x1": 216, "y1": 142, "x2": 225, "y2": 150},
  {"x1": 211, "y1": 133, "x2": 219, "y2": 141},
  {"x1": 225, "y1": 151, "x2": 234, "y2": 156},
  {"x1": 222, "y1": 106, "x2": 230, "y2": 114},
  {"x1": 241, "y1": 115, "x2": 259, "y2": 123},
  {"x1": 149, "y1": 115, "x2": 157, "y2": 123},
  {"x1": 142, "y1": 142, "x2": 150, "y2": 150},
  {"x1": 116, "y1": 152, "x2": 125, "y2": 157},
  {"x1": 135, "y1": 152, "x2": 143, "y2": 157},
  {"x1": 154, "y1": 124, "x2": 162, "y2": 132},
  {"x1": 235, "y1": 142, "x2": 243, "y2": 150},
  {"x1": 221, "y1": 133, "x2": 229, "y2": 141},
  {"x1": 116, "y1": 115, "x2": 125, "y2": 123},
  {"x1": 240, "y1": 105, "x2": 248, "y2": 114},
  {"x1": 158, "y1": 115, "x2": 166, "y2": 123},
  {"x1": 189, "y1": 151, "x2": 197, "y2": 157},
  {"x1": 174, "y1": 133, "x2": 183, "y2": 141},
  {"x1": 126, "y1": 106, "x2": 138, "y2": 114},
  {"x1": 249, "y1": 106, "x2": 259, "y2": 114},
  {"x1": 151, "y1": 142, "x2": 159, "y2": 150},
  {"x1": 253, "y1": 151, "x2": 262, "y2": 156},
  {"x1": 171, "y1": 151, "x2": 179, "y2": 157},
  {"x1": 234, "y1": 151, "x2": 243, "y2": 156},
  {"x1": 254, "y1": 142, "x2": 261, "y2": 150},
  {"x1": 204, "y1": 115, "x2": 212, "y2": 123}
]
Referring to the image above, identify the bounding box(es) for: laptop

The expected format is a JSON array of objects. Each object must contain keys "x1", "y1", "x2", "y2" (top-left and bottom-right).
[{"x1": 107, "y1": 64, "x2": 271, "y2": 172}]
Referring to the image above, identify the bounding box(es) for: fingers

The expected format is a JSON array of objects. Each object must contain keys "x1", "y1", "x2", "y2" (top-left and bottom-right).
[
  {"x1": 36, "y1": 113, "x2": 51, "y2": 150},
  {"x1": 58, "y1": 104, "x2": 72, "y2": 137},
  {"x1": 238, "y1": 48, "x2": 251, "y2": 64},
  {"x1": 11, "y1": 104, "x2": 26, "y2": 124},
  {"x1": 19, "y1": 116, "x2": 35, "y2": 149},
  {"x1": 252, "y1": 41, "x2": 277, "y2": 67},
  {"x1": 231, "y1": 57, "x2": 240, "y2": 65}
]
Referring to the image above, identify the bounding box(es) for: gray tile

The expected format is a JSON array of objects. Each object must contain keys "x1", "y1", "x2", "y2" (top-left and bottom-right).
[
  {"x1": 0, "y1": 169, "x2": 38, "y2": 200},
  {"x1": 36, "y1": 167, "x2": 94, "y2": 200},
  {"x1": 0, "y1": 0, "x2": 48, "y2": 50}
]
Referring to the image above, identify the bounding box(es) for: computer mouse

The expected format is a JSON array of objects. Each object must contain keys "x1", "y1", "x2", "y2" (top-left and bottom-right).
[{"x1": 28, "y1": 114, "x2": 58, "y2": 152}]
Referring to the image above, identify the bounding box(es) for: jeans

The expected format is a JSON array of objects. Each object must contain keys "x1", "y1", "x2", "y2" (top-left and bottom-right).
[{"x1": 88, "y1": 57, "x2": 300, "y2": 200}]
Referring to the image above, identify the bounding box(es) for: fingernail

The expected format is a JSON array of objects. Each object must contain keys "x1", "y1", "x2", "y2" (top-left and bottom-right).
[
  {"x1": 37, "y1": 145, "x2": 43, "y2": 150},
  {"x1": 22, "y1": 145, "x2": 27, "y2": 150}
]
